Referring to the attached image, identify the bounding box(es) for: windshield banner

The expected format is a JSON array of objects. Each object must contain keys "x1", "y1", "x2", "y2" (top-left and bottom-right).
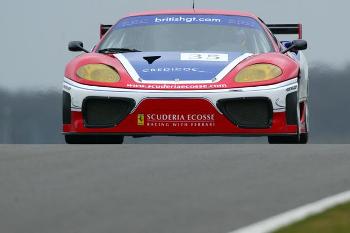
[{"x1": 115, "y1": 15, "x2": 261, "y2": 30}]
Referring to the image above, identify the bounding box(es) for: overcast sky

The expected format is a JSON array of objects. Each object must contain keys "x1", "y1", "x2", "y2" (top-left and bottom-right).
[{"x1": 1, "y1": 0, "x2": 348, "y2": 90}]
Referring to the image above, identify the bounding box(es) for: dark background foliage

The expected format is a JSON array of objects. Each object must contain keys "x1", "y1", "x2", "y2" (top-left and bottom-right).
[{"x1": 0, "y1": 64, "x2": 349, "y2": 144}]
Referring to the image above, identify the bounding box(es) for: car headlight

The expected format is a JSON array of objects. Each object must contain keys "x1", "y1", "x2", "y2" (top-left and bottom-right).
[
  {"x1": 76, "y1": 64, "x2": 120, "y2": 83},
  {"x1": 234, "y1": 64, "x2": 282, "y2": 83}
]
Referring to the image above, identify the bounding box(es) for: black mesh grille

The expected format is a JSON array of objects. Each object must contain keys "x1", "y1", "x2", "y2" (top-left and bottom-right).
[
  {"x1": 82, "y1": 97, "x2": 135, "y2": 128},
  {"x1": 63, "y1": 92, "x2": 71, "y2": 124},
  {"x1": 217, "y1": 98, "x2": 273, "y2": 128}
]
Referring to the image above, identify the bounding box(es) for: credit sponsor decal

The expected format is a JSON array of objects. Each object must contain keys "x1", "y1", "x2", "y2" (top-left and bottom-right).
[
  {"x1": 137, "y1": 113, "x2": 216, "y2": 127},
  {"x1": 142, "y1": 67, "x2": 205, "y2": 73}
]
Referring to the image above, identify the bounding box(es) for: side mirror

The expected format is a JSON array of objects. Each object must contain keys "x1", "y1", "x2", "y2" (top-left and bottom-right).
[
  {"x1": 282, "y1": 40, "x2": 307, "y2": 54},
  {"x1": 68, "y1": 41, "x2": 89, "y2": 53}
]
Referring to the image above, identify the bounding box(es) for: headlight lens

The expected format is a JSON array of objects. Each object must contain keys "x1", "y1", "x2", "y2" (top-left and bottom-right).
[
  {"x1": 234, "y1": 64, "x2": 282, "y2": 83},
  {"x1": 76, "y1": 64, "x2": 120, "y2": 83}
]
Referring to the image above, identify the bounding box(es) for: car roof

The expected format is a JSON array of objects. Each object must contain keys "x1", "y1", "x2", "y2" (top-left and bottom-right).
[{"x1": 127, "y1": 9, "x2": 259, "y2": 19}]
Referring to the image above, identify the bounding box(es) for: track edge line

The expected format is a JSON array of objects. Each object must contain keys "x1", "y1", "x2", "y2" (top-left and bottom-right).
[{"x1": 229, "y1": 190, "x2": 350, "y2": 233}]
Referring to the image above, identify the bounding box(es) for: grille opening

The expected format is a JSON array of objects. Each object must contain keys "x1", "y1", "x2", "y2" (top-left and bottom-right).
[
  {"x1": 82, "y1": 97, "x2": 135, "y2": 128},
  {"x1": 286, "y1": 92, "x2": 298, "y2": 125},
  {"x1": 217, "y1": 98, "x2": 273, "y2": 129},
  {"x1": 63, "y1": 92, "x2": 71, "y2": 124}
]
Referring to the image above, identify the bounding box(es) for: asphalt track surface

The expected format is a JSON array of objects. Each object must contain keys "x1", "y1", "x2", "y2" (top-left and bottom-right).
[{"x1": 1, "y1": 145, "x2": 350, "y2": 233}]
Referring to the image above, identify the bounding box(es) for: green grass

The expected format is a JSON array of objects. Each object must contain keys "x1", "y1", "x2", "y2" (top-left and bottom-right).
[{"x1": 274, "y1": 202, "x2": 350, "y2": 233}]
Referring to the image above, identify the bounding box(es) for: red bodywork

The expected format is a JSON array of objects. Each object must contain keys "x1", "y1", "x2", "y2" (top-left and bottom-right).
[
  {"x1": 64, "y1": 99, "x2": 297, "y2": 135},
  {"x1": 65, "y1": 52, "x2": 299, "y2": 90},
  {"x1": 64, "y1": 10, "x2": 302, "y2": 136}
]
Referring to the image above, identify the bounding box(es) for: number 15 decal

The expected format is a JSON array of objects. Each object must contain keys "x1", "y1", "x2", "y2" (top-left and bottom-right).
[{"x1": 181, "y1": 53, "x2": 229, "y2": 62}]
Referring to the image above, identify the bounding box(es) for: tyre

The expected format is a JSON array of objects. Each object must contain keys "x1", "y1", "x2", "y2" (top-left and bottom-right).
[
  {"x1": 299, "y1": 101, "x2": 310, "y2": 144},
  {"x1": 268, "y1": 133, "x2": 308, "y2": 144},
  {"x1": 65, "y1": 135, "x2": 124, "y2": 144},
  {"x1": 299, "y1": 132, "x2": 309, "y2": 144}
]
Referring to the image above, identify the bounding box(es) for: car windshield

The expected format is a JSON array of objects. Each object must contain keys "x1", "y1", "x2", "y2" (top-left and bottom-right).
[{"x1": 98, "y1": 14, "x2": 274, "y2": 54}]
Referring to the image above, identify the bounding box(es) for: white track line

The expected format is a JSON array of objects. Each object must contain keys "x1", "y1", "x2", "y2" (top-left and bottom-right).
[{"x1": 230, "y1": 190, "x2": 350, "y2": 233}]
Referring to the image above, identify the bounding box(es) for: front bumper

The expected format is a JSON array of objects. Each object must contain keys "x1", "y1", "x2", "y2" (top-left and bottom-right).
[{"x1": 63, "y1": 78, "x2": 299, "y2": 136}]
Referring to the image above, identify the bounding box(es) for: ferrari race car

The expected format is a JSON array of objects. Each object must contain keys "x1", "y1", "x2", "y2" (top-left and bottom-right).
[{"x1": 63, "y1": 10, "x2": 309, "y2": 144}]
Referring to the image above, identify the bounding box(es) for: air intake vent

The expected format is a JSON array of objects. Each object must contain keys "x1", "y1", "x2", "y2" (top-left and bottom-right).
[
  {"x1": 63, "y1": 91, "x2": 71, "y2": 124},
  {"x1": 217, "y1": 98, "x2": 273, "y2": 129},
  {"x1": 286, "y1": 92, "x2": 298, "y2": 125},
  {"x1": 82, "y1": 97, "x2": 135, "y2": 128}
]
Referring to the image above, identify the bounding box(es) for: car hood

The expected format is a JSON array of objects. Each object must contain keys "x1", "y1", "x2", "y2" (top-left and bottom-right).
[{"x1": 115, "y1": 51, "x2": 247, "y2": 82}]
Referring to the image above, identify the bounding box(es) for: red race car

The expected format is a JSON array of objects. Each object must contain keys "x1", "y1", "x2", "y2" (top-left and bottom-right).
[{"x1": 63, "y1": 10, "x2": 309, "y2": 144}]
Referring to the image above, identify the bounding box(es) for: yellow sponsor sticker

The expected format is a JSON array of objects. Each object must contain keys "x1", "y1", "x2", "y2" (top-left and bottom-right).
[{"x1": 137, "y1": 114, "x2": 145, "y2": 126}]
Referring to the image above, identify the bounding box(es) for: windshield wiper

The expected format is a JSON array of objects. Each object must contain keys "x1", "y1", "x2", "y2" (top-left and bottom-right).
[{"x1": 98, "y1": 48, "x2": 142, "y2": 54}]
